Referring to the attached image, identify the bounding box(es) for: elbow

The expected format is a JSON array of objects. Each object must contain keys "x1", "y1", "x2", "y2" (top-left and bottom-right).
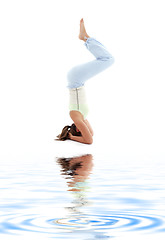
[{"x1": 85, "y1": 137, "x2": 93, "y2": 145}]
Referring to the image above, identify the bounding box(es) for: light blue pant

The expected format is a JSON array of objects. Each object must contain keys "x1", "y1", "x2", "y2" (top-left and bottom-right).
[{"x1": 67, "y1": 37, "x2": 114, "y2": 89}]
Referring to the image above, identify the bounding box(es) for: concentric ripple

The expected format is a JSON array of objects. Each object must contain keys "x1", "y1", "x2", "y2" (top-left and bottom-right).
[
  {"x1": 53, "y1": 212, "x2": 164, "y2": 232},
  {"x1": 0, "y1": 212, "x2": 164, "y2": 235},
  {"x1": 0, "y1": 213, "x2": 59, "y2": 235}
]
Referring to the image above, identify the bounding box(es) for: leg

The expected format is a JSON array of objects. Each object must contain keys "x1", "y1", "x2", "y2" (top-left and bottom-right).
[
  {"x1": 67, "y1": 19, "x2": 114, "y2": 89},
  {"x1": 84, "y1": 119, "x2": 94, "y2": 136}
]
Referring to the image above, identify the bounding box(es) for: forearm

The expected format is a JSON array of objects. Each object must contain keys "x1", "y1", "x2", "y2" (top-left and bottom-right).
[
  {"x1": 70, "y1": 135, "x2": 87, "y2": 144},
  {"x1": 70, "y1": 134, "x2": 92, "y2": 144}
]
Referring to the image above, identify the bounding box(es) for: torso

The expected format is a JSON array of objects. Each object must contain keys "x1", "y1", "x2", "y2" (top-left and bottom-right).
[{"x1": 69, "y1": 86, "x2": 89, "y2": 119}]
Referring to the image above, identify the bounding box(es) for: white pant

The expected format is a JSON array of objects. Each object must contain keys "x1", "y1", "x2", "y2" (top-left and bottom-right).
[{"x1": 67, "y1": 37, "x2": 114, "y2": 89}]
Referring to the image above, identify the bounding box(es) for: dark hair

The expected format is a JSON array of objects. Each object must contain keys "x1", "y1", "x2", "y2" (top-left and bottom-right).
[
  {"x1": 56, "y1": 123, "x2": 82, "y2": 141},
  {"x1": 56, "y1": 157, "x2": 83, "y2": 176}
]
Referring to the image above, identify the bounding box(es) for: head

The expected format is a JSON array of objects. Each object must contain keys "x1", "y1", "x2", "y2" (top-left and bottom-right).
[{"x1": 56, "y1": 123, "x2": 82, "y2": 141}]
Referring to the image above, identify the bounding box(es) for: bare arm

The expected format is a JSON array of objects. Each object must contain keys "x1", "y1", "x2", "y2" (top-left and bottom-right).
[
  {"x1": 69, "y1": 119, "x2": 93, "y2": 144},
  {"x1": 84, "y1": 119, "x2": 94, "y2": 136},
  {"x1": 69, "y1": 134, "x2": 89, "y2": 144}
]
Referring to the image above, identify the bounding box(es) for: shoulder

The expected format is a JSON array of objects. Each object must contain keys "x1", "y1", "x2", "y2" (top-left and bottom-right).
[
  {"x1": 69, "y1": 111, "x2": 93, "y2": 144},
  {"x1": 69, "y1": 111, "x2": 84, "y2": 122}
]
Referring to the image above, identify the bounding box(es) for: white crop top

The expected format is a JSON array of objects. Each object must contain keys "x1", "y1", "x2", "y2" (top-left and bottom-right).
[{"x1": 69, "y1": 86, "x2": 89, "y2": 119}]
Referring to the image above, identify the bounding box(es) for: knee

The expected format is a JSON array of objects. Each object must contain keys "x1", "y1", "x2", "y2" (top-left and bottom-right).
[
  {"x1": 100, "y1": 53, "x2": 115, "y2": 64},
  {"x1": 106, "y1": 55, "x2": 115, "y2": 67}
]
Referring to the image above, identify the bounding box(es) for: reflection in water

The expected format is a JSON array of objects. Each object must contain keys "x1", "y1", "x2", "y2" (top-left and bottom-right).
[
  {"x1": 56, "y1": 154, "x2": 93, "y2": 191},
  {"x1": 56, "y1": 154, "x2": 111, "y2": 239},
  {"x1": 56, "y1": 154, "x2": 93, "y2": 214},
  {"x1": 55, "y1": 155, "x2": 165, "y2": 239},
  {"x1": 0, "y1": 155, "x2": 165, "y2": 239}
]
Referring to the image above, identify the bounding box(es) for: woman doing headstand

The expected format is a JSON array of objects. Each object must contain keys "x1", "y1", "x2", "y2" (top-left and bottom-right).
[{"x1": 57, "y1": 18, "x2": 114, "y2": 144}]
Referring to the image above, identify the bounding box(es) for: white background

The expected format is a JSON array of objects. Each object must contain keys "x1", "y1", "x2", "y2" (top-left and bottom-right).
[{"x1": 0, "y1": 0, "x2": 165, "y2": 160}]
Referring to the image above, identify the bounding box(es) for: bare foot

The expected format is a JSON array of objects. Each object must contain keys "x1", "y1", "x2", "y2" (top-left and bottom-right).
[{"x1": 79, "y1": 18, "x2": 90, "y2": 41}]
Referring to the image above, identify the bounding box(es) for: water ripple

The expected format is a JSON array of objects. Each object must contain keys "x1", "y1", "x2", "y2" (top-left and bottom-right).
[
  {"x1": 1, "y1": 154, "x2": 165, "y2": 239},
  {"x1": 0, "y1": 212, "x2": 164, "y2": 235},
  {"x1": 53, "y1": 212, "x2": 164, "y2": 232}
]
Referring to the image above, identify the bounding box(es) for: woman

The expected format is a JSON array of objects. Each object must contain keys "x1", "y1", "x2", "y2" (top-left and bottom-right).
[{"x1": 57, "y1": 18, "x2": 114, "y2": 144}]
